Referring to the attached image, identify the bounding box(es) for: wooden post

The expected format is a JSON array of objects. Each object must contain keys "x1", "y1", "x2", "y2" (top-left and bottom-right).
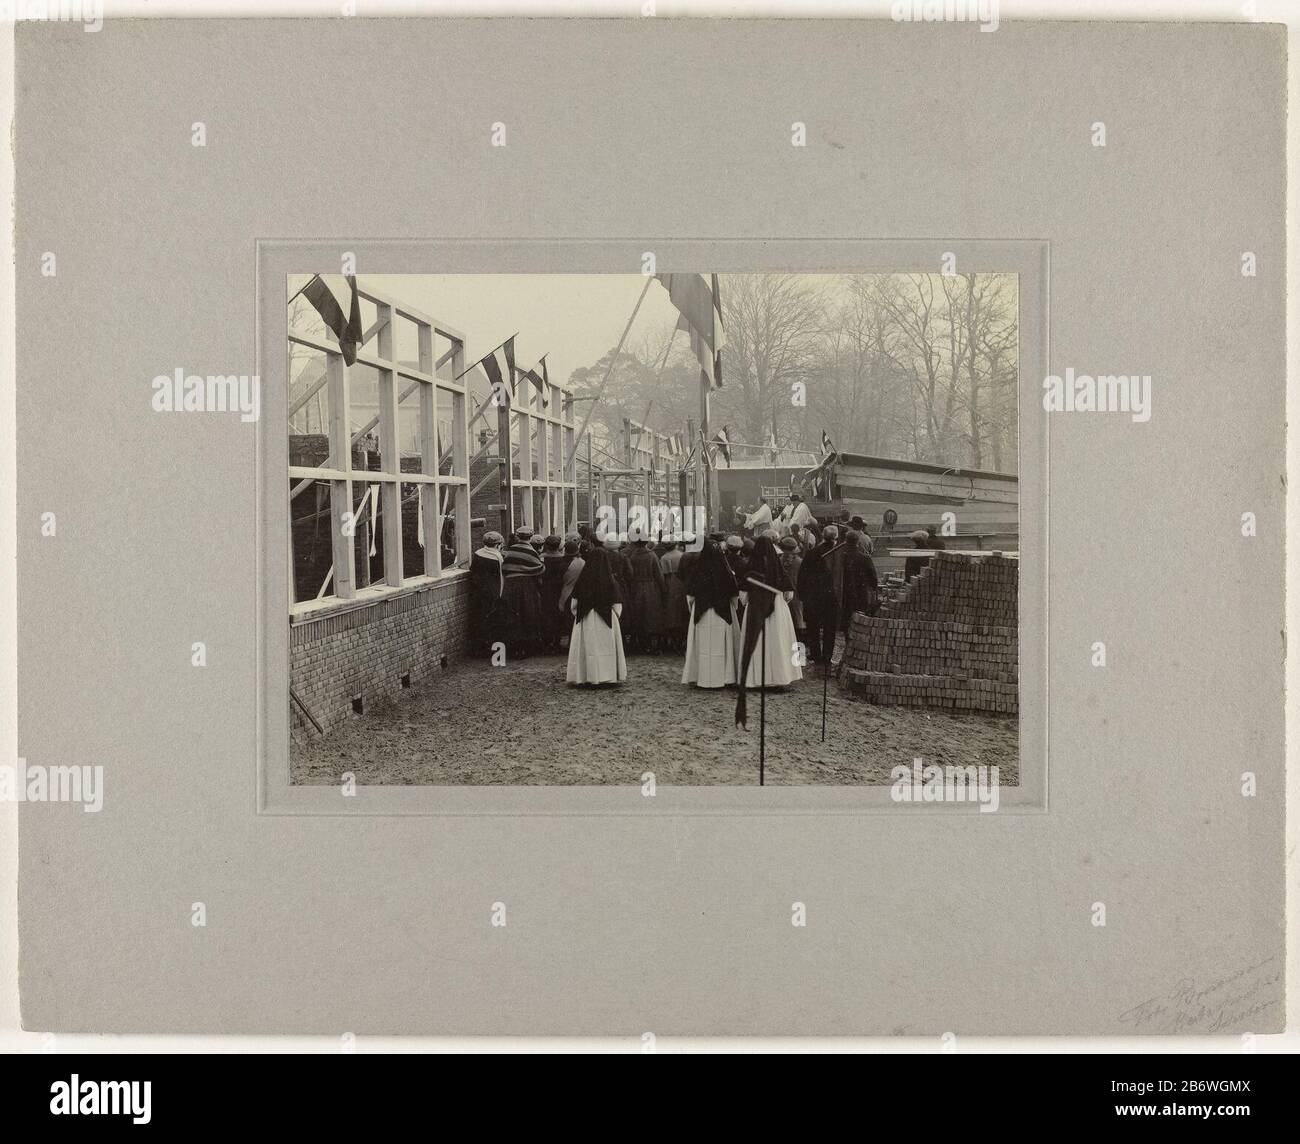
[
  {"x1": 377, "y1": 305, "x2": 403, "y2": 586},
  {"x1": 497, "y1": 394, "x2": 513, "y2": 539},
  {"x1": 686, "y1": 417, "x2": 697, "y2": 529},
  {"x1": 448, "y1": 340, "x2": 470, "y2": 564},
  {"x1": 696, "y1": 374, "x2": 717, "y2": 535},
  {"x1": 534, "y1": 375, "x2": 551, "y2": 535},
  {"x1": 326, "y1": 351, "x2": 355, "y2": 598},
  {"x1": 420, "y1": 325, "x2": 443, "y2": 575},
  {"x1": 586, "y1": 432, "x2": 594, "y2": 531},
  {"x1": 519, "y1": 391, "x2": 534, "y2": 532}
]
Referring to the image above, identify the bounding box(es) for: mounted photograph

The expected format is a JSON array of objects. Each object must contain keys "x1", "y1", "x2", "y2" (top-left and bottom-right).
[{"x1": 284, "y1": 270, "x2": 1020, "y2": 787}]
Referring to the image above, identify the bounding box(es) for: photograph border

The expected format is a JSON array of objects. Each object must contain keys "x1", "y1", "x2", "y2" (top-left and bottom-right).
[{"x1": 257, "y1": 238, "x2": 1048, "y2": 816}]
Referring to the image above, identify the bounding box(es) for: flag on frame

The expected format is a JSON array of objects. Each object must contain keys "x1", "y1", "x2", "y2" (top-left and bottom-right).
[
  {"x1": 517, "y1": 358, "x2": 549, "y2": 406},
  {"x1": 712, "y1": 425, "x2": 732, "y2": 467},
  {"x1": 820, "y1": 429, "x2": 835, "y2": 458},
  {"x1": 477, "y1": 335, "x2": 517, "y2": 406},
  {"x1": 504, "y1": 337, "x2": 516, "y2": 394},
  {"x1": 654, "y1": 272, "x2": 725, "y2": 389},
  {"x1": 301, "y1": 274, "x2": 363, "y2": 366}
]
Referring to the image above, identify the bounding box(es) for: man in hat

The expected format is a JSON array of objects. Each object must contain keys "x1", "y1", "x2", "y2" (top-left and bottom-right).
[
  {"x1": 659, "y1": 535, "x2": 691, "y2": 654},
  {"x1": 602, "y1": 532, "x2": 633, "y2": 639},
  {"x1": 539, "y1": 534, "x2": 568, "y2": 653},
  {"x1": 904, "y1": 528, "x2": 931, "y2": 582},
  {"x1": 469, "y1": 529, "x2": 508, "y2": 656},
  {"x1": 502, "y1": 526, "x2": 545, "y2": 657},
  {"x1": 841, "y1": 529, "x2": 880, "y2": 629},
  {"x1": 798, "y1": 523, "x2": 843, "y2": 664}
]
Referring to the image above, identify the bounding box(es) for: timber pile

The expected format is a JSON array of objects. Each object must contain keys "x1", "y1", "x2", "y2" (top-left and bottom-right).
[{"x1": 842, "y1": 552, "x2": 1018, "y2": 715}]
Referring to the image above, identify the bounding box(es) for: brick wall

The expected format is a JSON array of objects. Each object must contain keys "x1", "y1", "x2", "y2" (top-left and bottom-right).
[
  {"x1": 289, "y1": 574, "x2": 471, "y2": 745},
  {"x1": 842, "y1": 552, "x2": 1018, "y2": 715}
]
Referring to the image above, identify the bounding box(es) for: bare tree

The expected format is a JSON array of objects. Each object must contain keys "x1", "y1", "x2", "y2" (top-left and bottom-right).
[{"x1": 713, "y1": 274, "x2": 824, "y2": 446}]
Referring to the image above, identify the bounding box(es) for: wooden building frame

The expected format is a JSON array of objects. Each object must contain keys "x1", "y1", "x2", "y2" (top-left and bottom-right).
[
  {"x1": 497, "y1": 368, "x2": 577, "y2": 538},
  {"x1": 288, "y1": 280, "x2": 470, "y2": 609}
]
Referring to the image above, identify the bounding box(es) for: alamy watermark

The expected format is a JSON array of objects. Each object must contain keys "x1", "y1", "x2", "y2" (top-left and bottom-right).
[
  {"x1": 892, "y1": 0, "x2": 999, "y2": 33},
  {"x1": 1042, "y1": 368, "x2": 1151, "y2": 422},
  {"x1": 151, "y1": 369, "x2": 260, "y2": 422},
  {"x1": 1, "y1": 758, "x2": 104, "y2": 812},
  {"x1": 593, "y1": 502, "x2": 706, "y2": 548},
  {"x1": 891, "y1": 758, "x2": 1000, "y2": 813},
  {"x1": 3, "y1": 0, "x2": 102, "y2": 31}
]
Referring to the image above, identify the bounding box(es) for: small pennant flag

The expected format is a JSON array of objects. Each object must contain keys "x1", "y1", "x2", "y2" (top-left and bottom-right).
[
  {"x1": 302, "y1": 274, "x2": 362, "y2": 366},
  {"x1": 515, "y1": 355, "x2": 552, "y2": 407},
  {"x1": 712, "y1": 425, "x2": 732, "y2": 467},
  {"x1": 711, "y1": 274, "x2": 725, "y2": 389},
  {"x1": 477, "y1": 336, "x2": 517, "y2": 405},
  {"x1": 820, "y1": 430, "x2": 835, "y2": 458}
]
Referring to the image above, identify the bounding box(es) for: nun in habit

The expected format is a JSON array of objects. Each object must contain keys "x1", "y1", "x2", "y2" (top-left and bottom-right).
[
  {"x1": 680, "y1": 539, "x2": 741, "y2": 689},
  {"x1": 735, "y1": 536, "x2": 803, "y2": 727},
  {"x1": 566, "y1": 546, "x2": 628, "y2": 686}
]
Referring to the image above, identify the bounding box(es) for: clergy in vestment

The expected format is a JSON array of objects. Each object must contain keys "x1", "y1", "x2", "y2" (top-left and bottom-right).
[{"x1": 744, "y1": 498, "x2": 773, "y2": 535}]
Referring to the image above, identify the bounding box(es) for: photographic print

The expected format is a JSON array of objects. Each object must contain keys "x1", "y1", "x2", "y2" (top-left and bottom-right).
[
  {"x1": 286, "y1": 270, "x2": 1019, "y2": 793},
  {"x1": 12, "y1": 14, "x2": 1284, "y2": 1047}
]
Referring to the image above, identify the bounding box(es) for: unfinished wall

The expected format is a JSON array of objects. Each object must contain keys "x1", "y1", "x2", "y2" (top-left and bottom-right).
[
  {"x1": 290, "y1": 575, "x2": 472, "y2": 744},
  {"x1": 842, "y1": 551, "x2": 1018, "y2": 715}
]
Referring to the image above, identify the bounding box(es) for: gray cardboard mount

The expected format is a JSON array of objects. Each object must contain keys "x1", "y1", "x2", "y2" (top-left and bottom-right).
[{"x1": 15, "y1": 18, "x2": 1285, "y2": 1035}]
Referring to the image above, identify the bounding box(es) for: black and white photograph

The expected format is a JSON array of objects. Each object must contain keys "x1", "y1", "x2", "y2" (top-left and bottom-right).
[
  {"x1": 286, "y1": 270, "x2": 1019, "y2": 788},
  {"x1": 4, "y1": 2, "x2": 1293, "y2": 1082}
]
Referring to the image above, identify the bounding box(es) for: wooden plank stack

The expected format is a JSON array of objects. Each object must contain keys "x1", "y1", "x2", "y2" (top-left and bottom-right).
[{"x1": 842, "y1": 552, "x2": 1018, "y2": 715}]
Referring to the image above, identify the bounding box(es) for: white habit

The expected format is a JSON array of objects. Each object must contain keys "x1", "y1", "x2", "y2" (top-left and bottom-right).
[
  {"x1": 739, "y1": 586, "x2": 803, "y2": 688},
  {"x1": 681, "y1": 597, "x2": 741, "y2": 689},
  {"x1": 566, "y1": 601, "x2": 627, "y2": 685}
]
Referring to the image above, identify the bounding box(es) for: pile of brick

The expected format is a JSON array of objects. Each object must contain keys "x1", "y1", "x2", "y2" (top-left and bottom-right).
[{"x1": 842, "y1": 552, "x2": 1018, "y2": 715}]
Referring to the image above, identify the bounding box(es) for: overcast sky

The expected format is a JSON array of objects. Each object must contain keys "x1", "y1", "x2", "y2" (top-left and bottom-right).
[{"x1": 291, "y1": 273, "x2": 689, "y2": 386}]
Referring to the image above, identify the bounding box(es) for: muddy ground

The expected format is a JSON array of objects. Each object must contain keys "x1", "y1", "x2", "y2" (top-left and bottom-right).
[{"x1": 293, "y1": 641, "x2": 1019, "y2": 787}]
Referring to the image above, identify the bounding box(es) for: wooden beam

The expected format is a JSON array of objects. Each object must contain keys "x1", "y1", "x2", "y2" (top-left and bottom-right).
[
  {"x1": 419, "y1": 324, "x2": 442, "y2": 576},
  {"x1": 377, "y1": 306, "x2": 403, "y2": 587},
  {"x1": 326, "y1": 352, "x2": 355, "y2": 599}
]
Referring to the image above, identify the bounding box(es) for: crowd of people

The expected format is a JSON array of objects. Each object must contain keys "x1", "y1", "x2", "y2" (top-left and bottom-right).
[{"x1": 467, "y1": 491, "x2": 941, "y2": 726}]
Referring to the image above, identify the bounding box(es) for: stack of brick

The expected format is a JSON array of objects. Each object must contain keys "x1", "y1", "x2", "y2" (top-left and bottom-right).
[{"x1": 842, "y1": 552, "x2": 1018, "y2": 715}]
